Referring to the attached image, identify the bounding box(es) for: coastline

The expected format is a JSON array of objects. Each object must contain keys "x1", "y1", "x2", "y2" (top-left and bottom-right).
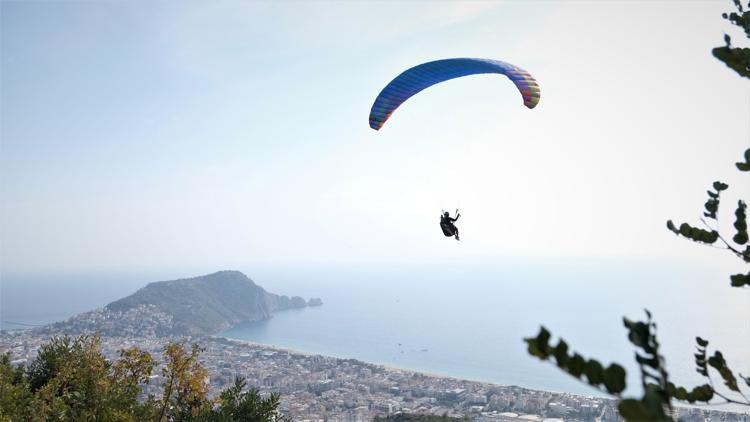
[
  {"x1": 4, "y1": 330, "x2": 748, "y2": 420},
  {"x1": 212, "y1": 334, "x2": 750, "y2": 417},
  {"x1": 5, "y1": 330, "x2": 623, "y2": 420},
  {"x1": 212, "y1": 334, "x2": 589, "y2": 398}
]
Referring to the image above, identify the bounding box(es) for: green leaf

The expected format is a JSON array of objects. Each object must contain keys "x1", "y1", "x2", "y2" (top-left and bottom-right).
[
  {"x1": 636, "y1": 354, "x2": 660, "y2": 370},
  {"x1": 733, "y1": 200, "x2": 748, "y2": 245},
  {"x1": 623, "y1": 318, "x2": 650, "y2": 349},
  {"x1": 695, "y1": 356, "x2": 708, "y2": 376},
  {"x1": 730, "y1": 272, "x2": 750, "y2": 287},
  {"x1": 734, "y1": 233, "x2": 749, "y2": 245},
  {"x1": 708, "y1": 351, "x2": 739, "y2": 392},
  {"x1": 567, "y1": 353, "x2": 586, "y2": 378},
  {"x1": 704, "y1": 198, "x2": 718, "y2": 218},
  {"x1": 685, "y1": 384, "x2": 714, "y2": 403},
  {"x1": 734, "y1": 232, "x2": 749, "y2": 245},
  {"x1": 712, "y1": 46, "x2": 750, "y2": 79},
  {"x1": 666, "y1": 220, "x2": 678, "y2": 234},
  {"x1": 584, "y1": 359, "x2": 604, "y2": 385},
  {"x1": 617, "y1": 397, "x2": 669, "y2": 422},
  {"x1": 736, "y1": 148, "x2": 750, "y2": 171},
  {"x1": 675, "y1": 222, "x2": 719, "y2": 244},
  {"x1": 701, "y1": 230, "x2": 719, "y2": 244},
  {"x1": 552, "y1": 339, "x2": 569, "y2": 368},
  {"x1": 603, "y1": 363, "x2": 626, "y2": 394},
  {"x1": 666, "y1": 382, "x2": 691, "y2": 402},
  {"x1": 695, "y1": 337, "x2": 708, "y2": 347},
  {"x1": 679, "y1": 223, "x2": 693, "y2": 237},
  {"x1": 524, "y1": 326, "x2": 552, "y2": 359},
  {"x1": 712, "y1": 181, "x2": 729, "y2": 191}
]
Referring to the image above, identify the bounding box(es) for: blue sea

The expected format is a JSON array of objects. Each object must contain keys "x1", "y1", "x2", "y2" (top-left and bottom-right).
[{"x1": 2, "y1": 258, "x2": 748, "y2": 400}]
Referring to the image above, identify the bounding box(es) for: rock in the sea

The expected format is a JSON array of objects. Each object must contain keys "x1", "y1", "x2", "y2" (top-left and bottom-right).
[
  {"x1": 291, "y1": 296, "x2": 307, "y2": 307},
  {"x1": 308, "y1": 298, "x2": 323, "y2": 306}
]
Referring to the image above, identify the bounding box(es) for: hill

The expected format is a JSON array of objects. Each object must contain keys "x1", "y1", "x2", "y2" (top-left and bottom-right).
[{"x1": 41, "y1": 271, "x2": 322, "y2": 337}]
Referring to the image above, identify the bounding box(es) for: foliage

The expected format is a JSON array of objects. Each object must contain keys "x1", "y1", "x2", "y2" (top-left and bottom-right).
[
  {"x1": 0, "y1": 335, "x2": 286, "y2": 421},
  {"x1": 526, "y1": 149, "x2": 750, "y2": 421},
  {"x1": 193, "y1": 377, "x2": 288, "y2": 421},
  {"x1": 373, "y1": 415, "x2": 468, "y2": 421},
  {"x1": 713, "y1": 0, "x2": 750, "y2": 78},
  {"x1": 525, "y1": 326, "x2": 627, "y2": 396},
  {"x1": 666, "y1": 159, "x2": 750, "y2": 287},
  {"x1": 525, "y1": 310, "x2": 731, "y2": 421},
  {"x1": 2, "y1": 335, "x2": 157, "y2": 421},
  {"x1": 525, "y1": 3, "x2": 750, "y2": 419},
  {"x1": 111, "y1": 347, "x2": 157, "y2": 416},
  {"x1": 0, "y1": 353, "x2": 35, "y2": 421},
  {"x1": 157, "y1": 341, "x2": 211, "y2": 421}
]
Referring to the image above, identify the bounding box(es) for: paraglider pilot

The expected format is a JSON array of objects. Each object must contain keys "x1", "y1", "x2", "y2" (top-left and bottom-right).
[{"x1": 440, "y1": 210, "x2": 461, "y2": 241}]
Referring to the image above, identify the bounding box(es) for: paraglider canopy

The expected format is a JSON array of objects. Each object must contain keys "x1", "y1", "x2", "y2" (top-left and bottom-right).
[{"x1": 369, "y1": 58, "x2": 540, "y2": 130}]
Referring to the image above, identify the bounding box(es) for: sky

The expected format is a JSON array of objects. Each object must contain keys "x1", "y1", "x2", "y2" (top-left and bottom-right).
[{"x1": 1, "y1": 0, "x2": 749, "y2": 275}]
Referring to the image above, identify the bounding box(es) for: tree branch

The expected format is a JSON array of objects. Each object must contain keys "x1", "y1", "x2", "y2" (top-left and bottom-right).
[{"x1": 699, "y1": 218, "x2": 749, "y2": 260}]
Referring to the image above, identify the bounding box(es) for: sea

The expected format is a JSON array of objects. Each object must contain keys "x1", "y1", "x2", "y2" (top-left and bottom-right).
[{"x1": 2, "y1": 258, "x2": 748, "y2": 402}]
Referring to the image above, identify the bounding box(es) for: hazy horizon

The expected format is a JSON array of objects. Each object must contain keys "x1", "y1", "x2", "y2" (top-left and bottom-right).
[
  {"x1": 2, "y1": 1, "x2": 749, "y2": 276},
  {"x1": 2, "y1": 260, "x2": 748, "y2": 406}
]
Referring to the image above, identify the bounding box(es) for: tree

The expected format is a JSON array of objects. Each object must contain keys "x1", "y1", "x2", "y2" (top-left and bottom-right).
[
  {"x1": 194, "y1": 377, "x2": 288, "y2": 421},
  {"x1": 157, "y1": 341, "x2": 210, "y2": 421},
  {"x1": 373, "y1": 416, "x2": 467, "y2": 421},
  {"x1": 5, "y1": 335, "x2": 157, "y2": 421},
  {"x1": 0, "y1": 335, "x2": 288, "y2": 421},
  {"x1": 0, "y1": 352, "x2": 36, "y2": 421},
  {"x1": 110, "y1": 347, "x2": 158, "y2": 420},
  {"x1": 524, "y1": 2, "x2": 750, "y2": 420}
]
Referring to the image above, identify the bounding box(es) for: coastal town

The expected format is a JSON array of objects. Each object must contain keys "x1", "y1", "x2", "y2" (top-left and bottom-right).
[
  {"x1": 2, "y1": 329, "x2": 747, "y2": 422},
  {"x1": 3, "y1": 274, "x2": 748, "y2": 421}
]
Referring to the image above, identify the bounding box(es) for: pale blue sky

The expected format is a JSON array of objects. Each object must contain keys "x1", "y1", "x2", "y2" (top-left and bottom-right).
[{"x1": 1, "y1": 1, "x2": 748, "y2": 273}]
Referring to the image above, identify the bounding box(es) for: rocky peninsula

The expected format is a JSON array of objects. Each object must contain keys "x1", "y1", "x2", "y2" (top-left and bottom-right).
[{"x1": 36, "y1": 270, "x2": 321, "y2": 337}]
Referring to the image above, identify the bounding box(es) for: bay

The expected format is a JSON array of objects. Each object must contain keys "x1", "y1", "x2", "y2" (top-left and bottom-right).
[
  {"x1": 2, "y1": 258, "x2": 748, "y2": 400},
  {"x1": 222, "y1": 258, "x2": 750, "y2": 398}
]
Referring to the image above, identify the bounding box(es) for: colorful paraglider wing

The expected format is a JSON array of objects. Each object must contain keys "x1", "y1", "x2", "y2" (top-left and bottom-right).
[{"x1": 369, "y1": 58, "x2": 540, "y2": 130}]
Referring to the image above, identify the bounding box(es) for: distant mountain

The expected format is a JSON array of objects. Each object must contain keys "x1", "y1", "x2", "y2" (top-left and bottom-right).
[{"x1": 40, "y1": 271, "x2": 321, "y2": 337}]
